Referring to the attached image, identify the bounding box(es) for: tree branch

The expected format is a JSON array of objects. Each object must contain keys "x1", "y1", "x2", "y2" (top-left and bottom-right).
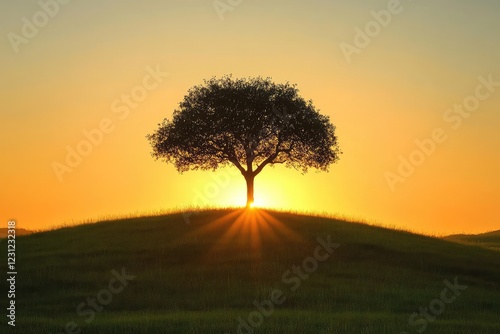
[{"x1": 228, "y1": 147, "x2": 246, "y2": 174}]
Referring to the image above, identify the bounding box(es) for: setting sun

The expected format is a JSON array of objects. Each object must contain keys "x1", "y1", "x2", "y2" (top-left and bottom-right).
[
  {"x1": 2, "y1": 0, "x2": 500, "y2": 234},
  {"x1": 2, "y1": 1, "x2": 500, "y2": 332}
]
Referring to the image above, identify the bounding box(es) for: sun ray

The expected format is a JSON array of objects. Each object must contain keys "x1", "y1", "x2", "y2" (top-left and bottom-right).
[{"x1": 185, "y1": 209, "x2": 306, "y2": 267}]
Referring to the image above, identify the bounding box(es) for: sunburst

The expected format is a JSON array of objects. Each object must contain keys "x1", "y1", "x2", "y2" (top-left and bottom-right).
[{"x1": 184, "y1": 209, "x2": 304, "y2": 263}]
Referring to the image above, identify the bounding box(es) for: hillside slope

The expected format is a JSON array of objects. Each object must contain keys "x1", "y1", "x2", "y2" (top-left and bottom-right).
[
  {"x1": 445, "y1": 230, "x2": 500, "y2": 251},
  {"x1": 0, "y1": 227, "x2": 34, "y2": 238},
  {"x1": 2, "y1": 209, "x2": 499, "y2": 333}
]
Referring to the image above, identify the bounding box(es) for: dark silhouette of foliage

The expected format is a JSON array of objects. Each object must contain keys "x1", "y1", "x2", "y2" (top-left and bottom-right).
[{"x1": 147, "y1": 75, "x2": 341, "y2": 206}]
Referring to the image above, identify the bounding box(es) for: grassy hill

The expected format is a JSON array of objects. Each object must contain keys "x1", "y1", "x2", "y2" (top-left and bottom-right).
[
  {"x1": 445, "y1": 230, "x2": 500, "y2": 251},
  {"x1": 2, "y1": 209, "x2": 499, "y2": 333},
  {"x1": 0, "y1": 227, "x2": 34, "y2": 238}
]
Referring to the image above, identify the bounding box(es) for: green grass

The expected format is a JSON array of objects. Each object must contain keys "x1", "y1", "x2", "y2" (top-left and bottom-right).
[
  {"x1": 445, "y1": 230, "x2": 500, "y2": 251},
  {"x1": 2, "y1": 209, "x2": 499, "y2": 333}
]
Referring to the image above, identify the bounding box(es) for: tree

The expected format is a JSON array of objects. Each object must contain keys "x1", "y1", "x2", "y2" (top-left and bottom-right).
[{"x1": 147, "y1": 76, "x2": 341, "y2": 207}]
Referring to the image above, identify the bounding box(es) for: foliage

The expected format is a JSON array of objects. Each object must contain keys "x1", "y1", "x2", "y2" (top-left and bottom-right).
[{"x1": 147, "y1": 76, "x2": 341, "y2": 176}]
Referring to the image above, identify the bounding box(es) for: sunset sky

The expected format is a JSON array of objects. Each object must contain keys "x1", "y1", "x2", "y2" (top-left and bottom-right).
[{"x1": 1, "y1": 0, "x2": 499, "y2": 234}]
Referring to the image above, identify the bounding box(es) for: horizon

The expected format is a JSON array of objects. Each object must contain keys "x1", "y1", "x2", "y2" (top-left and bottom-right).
[
  {"x1": 2, "y1": 0, "x2": 500, "y2": 235},
  {"x1": 4, "y1": 207, "x2": 498, "y2": 239}
]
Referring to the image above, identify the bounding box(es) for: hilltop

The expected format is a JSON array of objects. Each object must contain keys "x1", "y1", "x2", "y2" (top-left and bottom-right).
[
  {"x1": 445, "y1": 230, "x2": 500, "y2": 251},
  {"x1": 2, "y1": 209, "x2": 499, "y2": 333}
]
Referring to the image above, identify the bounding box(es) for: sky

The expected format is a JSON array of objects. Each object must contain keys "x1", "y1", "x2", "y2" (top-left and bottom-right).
[{"x1": 1, "y1": 0, "x2": 499, "y2": 235}]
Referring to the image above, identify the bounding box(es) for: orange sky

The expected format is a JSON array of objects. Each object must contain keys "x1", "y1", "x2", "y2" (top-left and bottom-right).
[{"x1": 1, "y1": 1, "x2": 499, "y2": 235}]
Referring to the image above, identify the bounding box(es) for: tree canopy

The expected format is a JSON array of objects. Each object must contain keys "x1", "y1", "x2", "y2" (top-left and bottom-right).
[{"x1": 147, "y1": 75, "x2": 341, "y2": 206}]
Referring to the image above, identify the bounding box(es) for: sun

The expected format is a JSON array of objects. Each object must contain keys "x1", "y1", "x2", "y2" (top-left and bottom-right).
[{"x1": 247, "y1": 197, "x2": 273, "y2": 209}]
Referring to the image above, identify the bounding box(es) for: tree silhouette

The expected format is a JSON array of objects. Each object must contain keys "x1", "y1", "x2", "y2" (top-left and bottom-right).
[{"x1": 147, "y1": 76, "x2": 341, "y2": 207}]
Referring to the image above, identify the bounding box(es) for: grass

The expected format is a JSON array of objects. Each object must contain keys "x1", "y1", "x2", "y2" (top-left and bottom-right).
[
  {"x1": 445, "y1": 230, "x2": 500, "y2": 251},
  {"x1": 2, "y1": 208, "x2": 499, "y2": 333}
]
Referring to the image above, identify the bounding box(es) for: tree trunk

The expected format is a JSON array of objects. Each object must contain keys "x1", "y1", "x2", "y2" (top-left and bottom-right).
[{"x1": 245, "y1": 174, "x2": 255, "y2": 207}]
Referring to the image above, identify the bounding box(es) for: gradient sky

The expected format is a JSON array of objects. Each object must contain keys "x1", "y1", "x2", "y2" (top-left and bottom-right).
[{"x1": 1, "y1": 0, "x2": 499, "y2": 234}]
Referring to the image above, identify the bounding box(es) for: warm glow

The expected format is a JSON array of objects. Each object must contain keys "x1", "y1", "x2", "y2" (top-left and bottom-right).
[
  {"x1": 1, "y1": 1, "x2": 499, "y2": 235},
  {"x1": 186, "y1": 209, "x2": 303, "y2": 260}
]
